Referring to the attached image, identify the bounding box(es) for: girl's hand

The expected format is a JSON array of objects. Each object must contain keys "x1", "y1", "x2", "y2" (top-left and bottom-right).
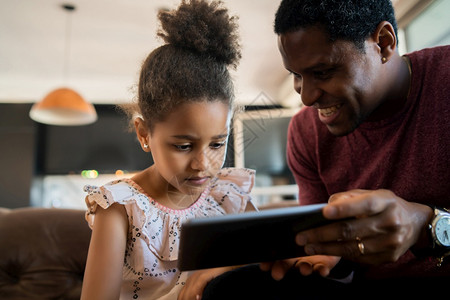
[
  {"x1": 259, "y1": 255, "x2": 340, "y2": 280},
  {"x1": 295, "y1": 189, "x2": 433, "y2": 265},
  {"x1": 293, "y1": 255, "x2": 341, "y2": 277},
  {"x1": 178, "y1": 267, "x2": 233, "y2": 300}
]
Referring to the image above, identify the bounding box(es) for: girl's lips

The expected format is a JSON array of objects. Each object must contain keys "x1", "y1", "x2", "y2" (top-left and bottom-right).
[
  {"x1": 318, "y1": 104, "x2": 342, "y2": 125},
  {"x1": 186, "y1": 176, "x2": 209, "y2": 185}
]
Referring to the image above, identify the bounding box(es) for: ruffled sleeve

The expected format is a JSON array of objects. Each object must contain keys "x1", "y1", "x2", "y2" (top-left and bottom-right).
[
  {"x1": 84, "y1": 180, "x2": 150, "y2": 230},
  {"x1": 207, "y1": 168, "x2": 256, "y2": 214},
  {"x1": 84, "y1": 183, "x2": 110, "y2": 229}
]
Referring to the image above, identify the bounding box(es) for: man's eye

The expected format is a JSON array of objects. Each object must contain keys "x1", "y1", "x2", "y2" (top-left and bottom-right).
[
  {"x1": 290, "y1": 71, "x2": 302, "y2": 79},
  {"x1": 314, "y1": 69, "x2": 334, "y2": 79}
]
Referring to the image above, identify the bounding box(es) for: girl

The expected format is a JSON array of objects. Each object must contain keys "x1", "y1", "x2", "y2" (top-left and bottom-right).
[{"x1": 80, "y1": 1, "x2": 256, "y2": 299}]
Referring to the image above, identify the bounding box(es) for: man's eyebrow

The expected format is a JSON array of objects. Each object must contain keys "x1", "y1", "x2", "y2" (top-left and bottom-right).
[
  {"x1": 306, "y1": 62, "x2": 328, "y2": 70},
  {"x1": 288, "y1": 62, "x2": 333, "y2": 75}
]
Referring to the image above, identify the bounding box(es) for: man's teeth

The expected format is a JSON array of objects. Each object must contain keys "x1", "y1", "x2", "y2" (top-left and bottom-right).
[{"x1": 319, "y1": 104, "x2": 342, "y2": 117}]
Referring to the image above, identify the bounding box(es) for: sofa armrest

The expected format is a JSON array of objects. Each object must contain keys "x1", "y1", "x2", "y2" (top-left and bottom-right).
[{"x1": 0, "y1": 207, "x2": 91, "y2": 300}]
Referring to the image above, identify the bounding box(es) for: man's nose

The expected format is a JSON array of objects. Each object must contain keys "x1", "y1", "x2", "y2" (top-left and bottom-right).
[{"x1": 298, "y1": 78, "x2": 322, "y2": 107}]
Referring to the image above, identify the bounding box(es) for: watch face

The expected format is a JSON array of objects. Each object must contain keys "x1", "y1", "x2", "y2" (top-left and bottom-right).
[{"x1": 435, "y1": 217, "x2": 450, "y2": 247}]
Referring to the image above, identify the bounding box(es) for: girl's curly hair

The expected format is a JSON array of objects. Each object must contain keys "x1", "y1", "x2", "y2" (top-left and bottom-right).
[{"x1": 125, "y1": 0, "x2": 241, "y2": 131}]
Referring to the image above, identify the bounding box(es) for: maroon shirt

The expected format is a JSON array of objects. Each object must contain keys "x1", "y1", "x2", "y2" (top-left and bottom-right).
[{"x1": 286, "y1": 45, "x2": 450, "y2": 279}]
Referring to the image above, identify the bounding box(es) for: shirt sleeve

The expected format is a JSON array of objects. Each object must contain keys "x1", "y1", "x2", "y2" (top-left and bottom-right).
[{"x1": 208, "y1": 168, "x2": 256, "y2": 213}]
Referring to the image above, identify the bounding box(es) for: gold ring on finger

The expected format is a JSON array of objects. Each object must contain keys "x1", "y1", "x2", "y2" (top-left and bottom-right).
[{"x1": 356, "y1": 236, "x2": 365, "y2": 255}]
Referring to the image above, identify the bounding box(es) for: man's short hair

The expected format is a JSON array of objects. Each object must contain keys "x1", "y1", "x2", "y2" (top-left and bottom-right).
[{"x1": 274, "y1": 0, "x2": 398, "y2": 51}]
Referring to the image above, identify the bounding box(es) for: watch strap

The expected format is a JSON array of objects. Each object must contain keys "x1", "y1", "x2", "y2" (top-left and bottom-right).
[{"x1": 428, "y1": 206, "x2": 450, "y2": 266}]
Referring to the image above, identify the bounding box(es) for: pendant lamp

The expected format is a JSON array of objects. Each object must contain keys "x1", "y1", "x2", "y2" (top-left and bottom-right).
[{"x1": 29, "y1": 4, "x2": 97, "y2": 126}]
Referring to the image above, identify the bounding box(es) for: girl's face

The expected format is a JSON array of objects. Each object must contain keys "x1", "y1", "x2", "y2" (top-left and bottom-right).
[{"x1": 147, "y1": 100, "x2": 230, "y2": 201}]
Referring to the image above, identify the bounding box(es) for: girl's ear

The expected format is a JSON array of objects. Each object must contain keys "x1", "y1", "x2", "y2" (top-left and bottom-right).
[
  {"x1": 373, "y1": 21, "x2": 397, "y2": 64},
  {"x1": 134, "y1": 117, "x2": 151, "y2": 152}
]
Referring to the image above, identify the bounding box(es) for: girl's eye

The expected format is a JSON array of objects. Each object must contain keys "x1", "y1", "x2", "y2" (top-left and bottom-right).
[
  {"x1": 210, "y1": 141, "x2": 226, "y2": 149},
  {"x1": 174, "y1": 144, "x2": 191, "y2": 151}
]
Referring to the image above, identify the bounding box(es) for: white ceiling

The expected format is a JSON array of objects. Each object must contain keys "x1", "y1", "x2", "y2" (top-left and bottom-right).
[
  {"x1": 0, "y1": 0, "x2": 291, "y2": 106},
  {"x1": 0, "y1": 0, "x2": 421, "y2": 107}
]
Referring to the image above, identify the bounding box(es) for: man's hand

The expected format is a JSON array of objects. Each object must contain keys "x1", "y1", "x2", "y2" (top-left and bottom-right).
[{"x1": 295, "y1": 189, "x2": 433, "y2": 264}]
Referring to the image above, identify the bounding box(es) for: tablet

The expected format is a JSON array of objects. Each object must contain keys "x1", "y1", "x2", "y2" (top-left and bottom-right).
[{"x1": 178, "y1": 203, "x2": 331, "y2": 271}]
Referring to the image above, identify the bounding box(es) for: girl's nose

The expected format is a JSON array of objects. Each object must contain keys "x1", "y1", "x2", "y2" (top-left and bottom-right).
[{"x1": 191, "y1": 150, "x2": 208, "y2": 171}]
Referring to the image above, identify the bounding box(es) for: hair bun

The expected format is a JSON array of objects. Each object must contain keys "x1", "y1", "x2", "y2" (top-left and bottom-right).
[{"x1": 157, "y1": 0, "x2": 241, "y2": 67}]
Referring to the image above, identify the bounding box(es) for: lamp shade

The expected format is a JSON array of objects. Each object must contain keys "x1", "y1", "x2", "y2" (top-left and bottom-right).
[{"x1": 29, "y1": 87, "x2": 97, "y2": 126}]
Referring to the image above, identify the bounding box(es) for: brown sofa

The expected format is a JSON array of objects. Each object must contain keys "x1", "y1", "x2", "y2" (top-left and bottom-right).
[{"x1": 0, "y1": 207, "x2": 91, "y2": 300}]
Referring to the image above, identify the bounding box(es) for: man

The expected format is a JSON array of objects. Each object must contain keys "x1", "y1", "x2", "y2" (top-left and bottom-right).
[{"x1": 201, "y1": 1, "x2": 449, "y2": 298}]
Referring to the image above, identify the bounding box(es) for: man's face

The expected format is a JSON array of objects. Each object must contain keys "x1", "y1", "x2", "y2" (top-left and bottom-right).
[{"x1": 278, "y1": 26, "x2": 385, "y2": 136}]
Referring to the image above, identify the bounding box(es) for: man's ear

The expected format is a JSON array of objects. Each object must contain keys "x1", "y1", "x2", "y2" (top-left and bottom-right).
[
  {"x1": 373, "y1": 21, "x2": 397, "y2": 63},
  {"x1": 134, "y1": 117, "x2": 151, "y2": 152}
]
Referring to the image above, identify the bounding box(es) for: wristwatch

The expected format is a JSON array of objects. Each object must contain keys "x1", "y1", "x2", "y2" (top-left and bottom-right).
[{"x1": 429, "y1": 206, "x2": 450, "y2": 266}]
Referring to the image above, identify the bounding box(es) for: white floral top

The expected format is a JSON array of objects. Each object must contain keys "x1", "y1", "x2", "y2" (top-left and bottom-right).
[{"x1": 84, "y1": 168, "x2": 255, "y2": 300}]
